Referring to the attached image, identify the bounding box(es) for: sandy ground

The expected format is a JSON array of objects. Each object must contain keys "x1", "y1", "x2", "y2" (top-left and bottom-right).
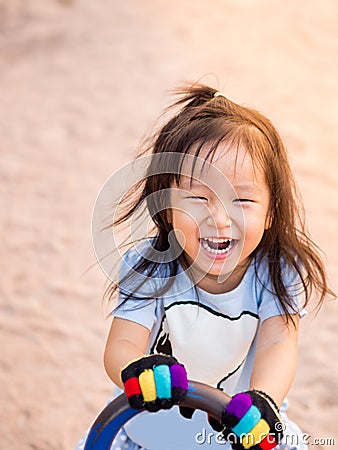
[{"x1": 0, "y1": 1, "x2": 337, "y2": 449}]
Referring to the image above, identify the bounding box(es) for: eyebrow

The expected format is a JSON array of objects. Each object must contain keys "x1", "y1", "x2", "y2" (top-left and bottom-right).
[
  {"x1": 233, "y1": 184, "x2": 261, "y2": 193},
  {"x1": 179, "y1": 178, "x2": 262, "y2": 195},
  {"x1": 179, "y1": 178, "x2": 205, "y2": 188}
]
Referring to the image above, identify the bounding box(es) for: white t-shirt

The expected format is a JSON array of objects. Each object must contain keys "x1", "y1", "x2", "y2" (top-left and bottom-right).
[{"x1": 113, "y1": 246, "x2": 304, "y2": 450}]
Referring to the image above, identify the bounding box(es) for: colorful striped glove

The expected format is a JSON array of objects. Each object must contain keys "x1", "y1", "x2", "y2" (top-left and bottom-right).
[
  {"x1": 121, "y1": 354, "x2": 188, "y2": 412},
  {"x1": 221, "y1": 390, "x2": 284, "y2": 450}
]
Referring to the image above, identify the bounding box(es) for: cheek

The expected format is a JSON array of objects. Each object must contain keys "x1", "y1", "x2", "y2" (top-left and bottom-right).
[
  {"x1": 172, "y1": 210, "x2": 196, "y2": 233},
  {"x1": 171, "y1": 212, "x2": 196, "y2": 251},
  {"x1": 242, "y1": 212, "x2": 267, "y2": 239},
  {"x1": 171, "y1": 201, "x2": 208, "y2": 228}
]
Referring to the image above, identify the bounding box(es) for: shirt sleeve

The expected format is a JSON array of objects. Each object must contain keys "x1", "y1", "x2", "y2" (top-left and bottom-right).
[
  {"x1": 112, "y1": 248, "x2": 157, "y2": 331},
  {"x1": 257, "y1": 260, "x2": 306, "y2": 323}
]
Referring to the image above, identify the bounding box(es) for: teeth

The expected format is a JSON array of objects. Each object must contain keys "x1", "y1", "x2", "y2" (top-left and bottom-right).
[
  {"x1": 201, "y1": 238, "x2": 233, "y2": 254},
  {"x1": 205, "y1": 238, "x2": 231, "y2": 244}
]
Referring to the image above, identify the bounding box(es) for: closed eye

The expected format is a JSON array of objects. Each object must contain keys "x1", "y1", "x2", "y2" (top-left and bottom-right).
[
  {"x1": 186, "y1": 196, "x2": 208, "y2": 201},
  {"x1": 233, "y1": 198, "x2": 254, "y2": 203}
]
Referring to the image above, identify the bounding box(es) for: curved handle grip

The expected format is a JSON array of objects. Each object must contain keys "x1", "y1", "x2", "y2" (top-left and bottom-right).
[{"x1": 84, "y1": 380, "x2": 231, "y2": 450}]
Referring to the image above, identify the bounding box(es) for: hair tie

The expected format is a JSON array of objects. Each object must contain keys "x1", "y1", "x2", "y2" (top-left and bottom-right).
[{"x1": 214, "y1": 91, "x2": 226, "y2": 98}]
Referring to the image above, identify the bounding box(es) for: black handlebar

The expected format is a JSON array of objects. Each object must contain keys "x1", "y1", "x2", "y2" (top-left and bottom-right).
[{"x1": 84, "y1": 380, "x2": 231, "y2": 449}]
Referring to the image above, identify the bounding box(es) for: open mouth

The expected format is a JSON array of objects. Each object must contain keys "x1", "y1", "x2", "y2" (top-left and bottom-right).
[{"x1": 200, "y1": 237, "x2": 233, "y2": 255}]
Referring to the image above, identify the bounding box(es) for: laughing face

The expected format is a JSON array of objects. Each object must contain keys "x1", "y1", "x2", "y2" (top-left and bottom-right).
[{"x1": 169, "y1": 144, "x2": 271, "y2": 293}]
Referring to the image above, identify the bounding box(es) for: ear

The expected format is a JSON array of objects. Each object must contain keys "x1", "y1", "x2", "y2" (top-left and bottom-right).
[
  {"x1": 166, "y1": 208, "x2": 172, "y2": 224},
  {"x1": 264, "y1": 212, "x2": 272, "y2": 230}
]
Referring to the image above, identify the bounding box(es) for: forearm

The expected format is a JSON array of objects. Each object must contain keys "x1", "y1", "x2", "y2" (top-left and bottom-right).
[
  {"x1": 104, "y1": 318, "x2": 150, "y2": 389},
  {"x1": 250, "y1": 315, "x2": 299, "y2": 407},
  {"x1": 104, "y1": 338, "x2": 146, "y2": 388}
]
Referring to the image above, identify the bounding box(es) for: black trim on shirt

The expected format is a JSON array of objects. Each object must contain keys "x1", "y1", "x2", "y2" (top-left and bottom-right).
[
  {"x1": 164, "y1": 300, "x2": 259, "y2": 321},
  {"x1": 216, "y1": 358, "x2": 246, "y2": 390}
]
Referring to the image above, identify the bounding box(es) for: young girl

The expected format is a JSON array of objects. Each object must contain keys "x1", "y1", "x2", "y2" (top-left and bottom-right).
[{"x1": 77, "y1": 83, "x2": 334, "y2": 450}]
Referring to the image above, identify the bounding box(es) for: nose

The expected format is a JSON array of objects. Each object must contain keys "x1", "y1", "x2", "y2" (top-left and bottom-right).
[{"x1": 206, "y1": 201, "x2": 232, "y2": 229}]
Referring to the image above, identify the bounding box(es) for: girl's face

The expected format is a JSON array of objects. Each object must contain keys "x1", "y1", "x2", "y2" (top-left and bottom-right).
[{"x1": 169, "y1": 144, "x2": 271, "y2": 293}]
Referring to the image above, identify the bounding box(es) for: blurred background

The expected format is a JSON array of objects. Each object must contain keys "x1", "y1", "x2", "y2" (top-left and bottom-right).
[{"x1": 0, "y1": 1, "x2": 337, "y2": 448}]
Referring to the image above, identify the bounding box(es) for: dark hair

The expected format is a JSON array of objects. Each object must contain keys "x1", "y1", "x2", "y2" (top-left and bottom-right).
[{"x1": 105, "y1": 82, "x2": 335, "y2": 324}]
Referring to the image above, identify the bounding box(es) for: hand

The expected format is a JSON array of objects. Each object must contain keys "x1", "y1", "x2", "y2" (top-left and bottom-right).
[
  {"x1": 221, "y1": 390, "x2": 284, "y2": 450},
  {"x1": 121, "y1": 354, "x2": 188, "y2": 412}
]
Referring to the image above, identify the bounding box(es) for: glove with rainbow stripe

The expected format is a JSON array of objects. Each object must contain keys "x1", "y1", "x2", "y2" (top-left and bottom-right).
[
  {"x1": 121, "y1": 354, "x2": 188, "y2": 412},
  {"x1": 221, "y1": 390, "x2": 284, "y2": 450}
]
